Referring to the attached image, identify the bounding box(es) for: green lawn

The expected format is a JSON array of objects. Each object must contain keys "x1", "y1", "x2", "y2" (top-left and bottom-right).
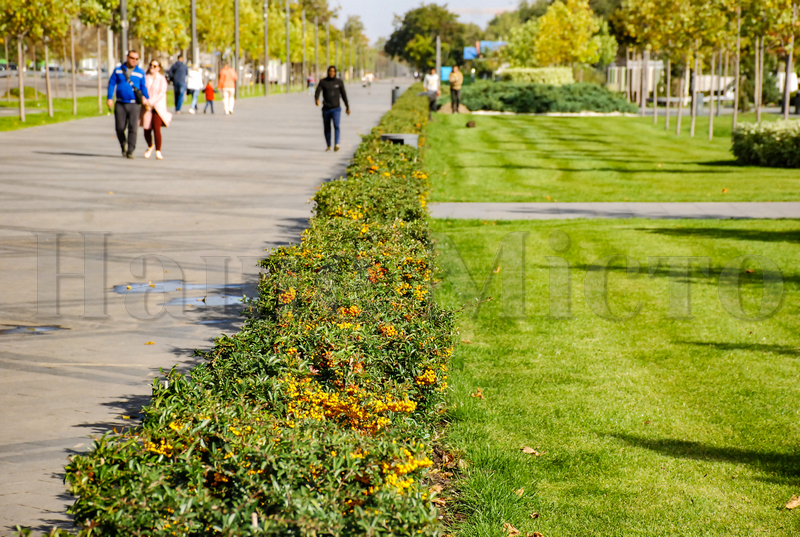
[
  {"x1": 426, "y1": 112, "x2": 799, "y2": 202},
  {"x1": 434, "y1": 218, "x2": 800, "y2": 536}
]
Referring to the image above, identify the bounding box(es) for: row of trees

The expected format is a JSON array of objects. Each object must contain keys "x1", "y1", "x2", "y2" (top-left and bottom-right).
[
  {"x1": 0, "y1": 0, "x2": 370, "y2": 122},
  {"x1": 614, "y1": 0, "x2": 800, "y2": 139}
]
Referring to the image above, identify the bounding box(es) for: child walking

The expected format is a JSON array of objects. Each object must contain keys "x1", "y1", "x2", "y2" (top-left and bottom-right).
[{"x1": 203, "y1": 81, "x2": 217, "y2": 114}]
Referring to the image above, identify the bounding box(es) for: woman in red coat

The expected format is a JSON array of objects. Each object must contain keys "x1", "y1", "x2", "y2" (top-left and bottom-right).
[{"x1": 140, "y1": 60, "x2": 173, "y2": 160}]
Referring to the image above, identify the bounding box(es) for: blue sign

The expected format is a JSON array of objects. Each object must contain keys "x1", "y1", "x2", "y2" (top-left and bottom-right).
[
  {"x1": 441, "y1": 66, "x2": 452, "y2": 82},
  {"x1": 463, "y1": 47, "x2": 478, "y2": 60}
]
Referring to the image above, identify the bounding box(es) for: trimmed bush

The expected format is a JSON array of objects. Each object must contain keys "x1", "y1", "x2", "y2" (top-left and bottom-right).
[
  {"x1": 499, "y1": 67, "x2": 575, "y2": 85},
  {"x1": 461, "y1": 81, "x2": 638, "y2": 114},
  {"x1": 732, "y1": 120, "x2": 800, "y2": 168},
  {"x1": 61, "y1": 86, "x2": 454, "y2": 536}
]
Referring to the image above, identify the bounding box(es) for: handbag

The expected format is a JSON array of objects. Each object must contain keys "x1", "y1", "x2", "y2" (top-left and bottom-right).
[{"x1": 122, "y1": 65, "x2": 144, "y2": 105}]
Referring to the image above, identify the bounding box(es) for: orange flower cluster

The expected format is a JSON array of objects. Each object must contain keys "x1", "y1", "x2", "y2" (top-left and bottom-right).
[
  {"x1": 414, "y1": 369, "x2": 437, "y2": 386},
  {"x1": 379, "y1": 324, "x2": 398, "y2": 337},
  {"x1": 279, "y1": 287, "x2": 296, "y2": 304}
]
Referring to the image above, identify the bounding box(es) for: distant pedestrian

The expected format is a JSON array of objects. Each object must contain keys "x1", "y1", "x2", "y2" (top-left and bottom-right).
[
  {"x1": 315, "y1": 65, "x2": 350, "y2": 152},
  {"x1": 107, "y1": 50, "x2": 149, "y2": 158},
  {"x1": 307, "y1": 72, "x2": 316, "y2": 95},
  {"x1": 219, "y1": 63, "x2": 238, "y2": 115},
  {"x1": 186, "y1": 62, "x2": 204, "y2": 114},
  {"x1": 203, "y1": 81, "x2": 217, "y2": 114},
  {"x1": 140, "y1": 60, "x2": 172, "y2": 160},
  {"x1": 423, "y1": 67, "x2": 440, "y2": 120},
  {"x1": 167, "y1": 53, "x2": 188, "y2": 114},
  {"x1": 448, "y1": 65, "x2": 463, "y2": 114}
]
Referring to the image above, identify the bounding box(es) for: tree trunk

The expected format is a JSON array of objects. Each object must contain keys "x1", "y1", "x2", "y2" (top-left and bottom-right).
[
  {"x1": 755, "y1": 36, "x2": 762, "y2": 122},
  {"x1": 5, "y1": 37, "x2": 10, "y2": 103},
  {"x1": 653, "y1": 53, "x2": 659, "y2": 124},
  {"x1": 17, "y1": 37, "x2": 25, "y2": 121},
  {"x1": 716, "y1": 49, "x2": 724, "y2": 116},
  {"x1": 70, "y1": 20, "x2": 77, "y2": 115},
  {"x1": 665, "y1": 58, "x2": 671, "y2": 130},
  {"x1": 784, "y1": 6, "x2": 795, "y2": 120},
  {"x1": 690, "y1": 47, "x2": 699, "y2": 138},
  {"x1": 733, "y1": 8, "x2": 741, "y2": 127},
  {"x1": 33, "y1": 44, "x2": 38, "y2": 101},
  {"x1": 640, "y1": 50, "x2": 647, "y2": 116},
  {"x1": 45, "y1": 41, "x2": 53, "y2": 117},
  {"x1": 709, "y1": 51, "x2": 716, "y2": 141},
  {"x1": 97, "y1": 27, "x2": 103, "y2": 114},
  {"x1": 677, "y1": 57, "x2": 687, "y2": 135}
]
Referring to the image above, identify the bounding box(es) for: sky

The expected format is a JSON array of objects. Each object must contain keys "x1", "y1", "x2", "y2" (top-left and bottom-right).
[{"x1": 333, "y1": 0, "x2": 518, "y2": 44}]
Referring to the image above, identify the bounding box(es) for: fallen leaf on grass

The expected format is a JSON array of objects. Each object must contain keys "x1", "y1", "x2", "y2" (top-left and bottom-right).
[
  {"x1": 514, "y1": 487, "x2": 525, "y2": 497},
  {"x1": 722, "y1": 188, "x2": 729, "y2": 193},
  {"x1": 461, "y1": 339, "x2": 472, "y2": 344},
  {"x1": 458, "y1": 459, "x2": 469, "y2": 470},
  {"x1": 493, "y1": 266, "x2": 501, "y2": 274},
  {"x1": 530, "y1": 513, "x2": 540, "y2": 519},
  {"x1": 786, "y1": 495, "x2": 800, "y2": 509},
  {"x1": 745, "y1": 269, "x2": 755, "y2": 274},
  {"x1": 145, "y1": 341, "x2": 155, "y2": 345},
  {"x1": 521, "y1": 447, "x2": 544, "y2": 456},
  {"x1": 503, "y1": 523, "x2": 520, "y2": 536},
  {"x1": 470, "y1": 388, "x2": 484, "y2": 399}
]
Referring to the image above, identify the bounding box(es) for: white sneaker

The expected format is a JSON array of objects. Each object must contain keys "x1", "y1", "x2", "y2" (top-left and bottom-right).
[
  {"x1": 189, "y1": 109, "x2": 196, "y2": 114},
  {"x1": 156, "y1": 150, "x2": 163, "y2": 160},
  {"x1": 144, "y1": 146, "x2": 154, "y2": 159}
]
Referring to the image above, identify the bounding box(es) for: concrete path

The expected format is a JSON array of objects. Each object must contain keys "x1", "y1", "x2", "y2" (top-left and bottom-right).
[
  {"x1": 429, "y1": 202, "x2": 800, "y2": 220},
  {"x1": 0, "y1": 81, "x2": 399, "y2": 535}
]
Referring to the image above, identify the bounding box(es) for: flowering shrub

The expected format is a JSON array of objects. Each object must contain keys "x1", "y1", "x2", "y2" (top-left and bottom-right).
[
  {"x1": 62, "y1": 86, "x2": 454, "y2": 536},
  {"x1": 732, "y1": 120, "x2": 800, "y2": 168},
  {"x1": 499, "y1": 67, "x2": 575, "y2": 85}
]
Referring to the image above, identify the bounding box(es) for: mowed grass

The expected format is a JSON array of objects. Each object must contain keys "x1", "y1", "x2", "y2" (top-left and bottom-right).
[
  {"x1": 426, "y1": 112, "x2": 799, "y2": 202},
  {"x1": 433, "y1": 218, "x2": 800, "y2": 536}
]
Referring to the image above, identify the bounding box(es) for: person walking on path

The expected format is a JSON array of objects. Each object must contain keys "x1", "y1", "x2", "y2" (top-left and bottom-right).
[
  {"x1": 186, "y1": 62, "x2": 204, "y2": 114},
  {"x1": 107, "y1": 50, "x2": 149, "y2": 159},
  {"x1": 307, "y1": 72, "x2": 316, "y2": 95},
  {"x1": 219, "y1": 63, "x2": 238, "y2": 115},
  {"x1": 423, "y1": 67, "x2": 440, "y2": 120},
  {"x1": 140, "y1": 60, "x2": 172, "y2": 160},
  {"x1": 167, "y1": 54, "x2": 188, "y2": 114},
  {"x1": 203, "y1": 80, "x2": 217, "y2": 114},
  {"x1": 448, "y1": 65, "x2": 463, "y2": 114},
  {"x1": 315, "y1": 66, "x2": 350, "y2": 152}
]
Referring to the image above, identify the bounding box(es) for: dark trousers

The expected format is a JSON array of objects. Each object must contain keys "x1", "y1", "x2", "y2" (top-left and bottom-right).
[
  {"x1": 204, "y1": 101, "x2": 214, "y2": 113},
  {"x1": 114, "y1": 102, "x2": 140, "y2": 153},
  {"x1": 143, "y1": 112, "x2": 163, "y2": 151},
  {"x1": 427, "y1": 91, "x2": 438, "y2": 119},
  {"x1": 450, "y1": 88, "x2": 461, "y2": 113},
  {"x1": 174, "y1": 83, "x2": 186, "y2": 111},
  {"x1": 322, "y1": 107, "x2": 341, "y2": 147}
]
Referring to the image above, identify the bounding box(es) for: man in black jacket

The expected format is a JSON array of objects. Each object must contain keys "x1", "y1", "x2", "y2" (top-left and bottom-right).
[{"x1": 314, "y1": 66, "x2": 350, "y2": 152}]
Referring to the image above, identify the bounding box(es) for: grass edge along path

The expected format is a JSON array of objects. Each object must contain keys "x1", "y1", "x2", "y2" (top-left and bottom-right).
[{"x1": 37, "y1": 86, "x2": 456, "y2": 536}]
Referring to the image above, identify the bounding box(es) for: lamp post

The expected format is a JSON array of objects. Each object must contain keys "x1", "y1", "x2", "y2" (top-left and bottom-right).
[
  {"x1": 285, "y1": 0, "x2": 290, "y2": 93},
  {"x1": 264, "y1": 0, "x2": 269, "y2": 95}
]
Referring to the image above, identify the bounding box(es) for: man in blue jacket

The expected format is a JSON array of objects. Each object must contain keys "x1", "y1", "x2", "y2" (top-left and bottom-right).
[
  {"x1": 167, "y1": 54, "x2": 188, "y2": 113},
  {"x1": 107, "y1": 50, "x2": 149, "y2": 158}
]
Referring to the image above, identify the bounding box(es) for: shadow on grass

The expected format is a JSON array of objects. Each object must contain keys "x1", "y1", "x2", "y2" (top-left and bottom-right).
[
  {"x1": 697, "y1": 159, "x2": 743, "y2": 167},
  {"x1": 682, "y1": 340, "x2": 800, "y2": 357},
  {"x1": 611, "y1": 434, "x2": 800, "y2": 479},
  {"x1": 638, "y1": 227, "x2": 800, "y2": 244}
]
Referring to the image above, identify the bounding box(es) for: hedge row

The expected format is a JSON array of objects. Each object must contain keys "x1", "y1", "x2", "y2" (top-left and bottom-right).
[
  {"x1": 498, "y1": 67, "x2": 575, "y2": 85},
  {"x1": 732, "y1": 120, "x2": 800, "y2": 168},
  {"x1": 62, "y1": 86, "x2": 455, "y2": 536},
  {"x1": 461, "y1": 80, "x2": 638, "y2": 114}
]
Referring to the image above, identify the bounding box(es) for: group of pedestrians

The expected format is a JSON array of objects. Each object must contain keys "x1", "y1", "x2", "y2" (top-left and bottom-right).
[
  {"x1": 422, "y1": 65, "x2": 463, "y2": 120},
  {"x1": 107, "y1": 50, "x2": 239, "y2": 160},
  {"x1": 108, "y1": 50, "x2": 352, "y2": 158}
]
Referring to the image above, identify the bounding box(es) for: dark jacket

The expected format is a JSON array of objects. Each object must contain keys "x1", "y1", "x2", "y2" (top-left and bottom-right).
[
  {"x1": 107, "y1": 64, "x2": 149, "y2": 104},
  {"x1": 167, "y1": 61, "x2": 188, "y2": 86},
  {"x1": 315, "y1": 76, "x2": 349, "y2": 111}
]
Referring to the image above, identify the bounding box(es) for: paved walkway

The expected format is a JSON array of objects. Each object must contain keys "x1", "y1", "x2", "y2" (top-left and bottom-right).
[
  {"x1": 429, "y1": 202, "x2": 800, "y2": 220},
  {"x1": 0, "y1": 81, "x2": 400, "y2": 534}
]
